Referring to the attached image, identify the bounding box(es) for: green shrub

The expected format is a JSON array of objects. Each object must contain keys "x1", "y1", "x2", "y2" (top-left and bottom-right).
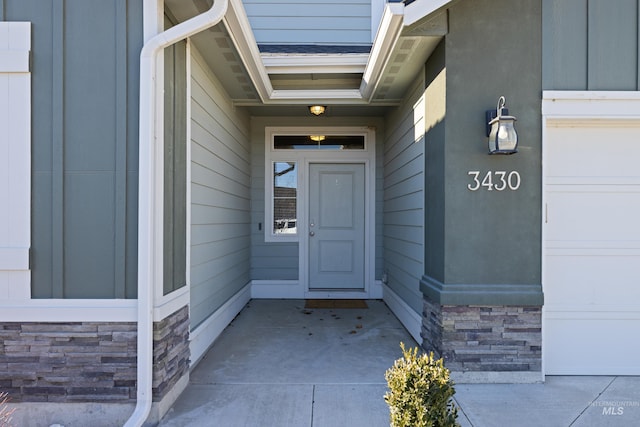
[{"x1": 384, "y1": 343, "x2": 459, "y2": 427}]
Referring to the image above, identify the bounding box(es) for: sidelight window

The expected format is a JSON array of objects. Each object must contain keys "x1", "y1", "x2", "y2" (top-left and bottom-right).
[{"x1": 273, "y1": 162, "x2": 298, "y2": 235}]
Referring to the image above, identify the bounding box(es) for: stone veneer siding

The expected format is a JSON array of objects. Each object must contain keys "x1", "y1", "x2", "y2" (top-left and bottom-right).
[
  {"x1": 152, "y1": 305, "x2": 190, "y2": 400},
  {"x1": 0, "y1": 322, "x2": 138, "y2": 402},
  {"x1": 422, "y1": 297, "x2": 542, "y2": 372},
  {"x1": 0, "y1": 305, "x2": 190, "y2": 403}
]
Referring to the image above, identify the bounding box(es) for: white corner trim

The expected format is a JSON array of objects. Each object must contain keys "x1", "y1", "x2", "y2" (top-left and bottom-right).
[
  {"x1": 0, "y1": 299, "x2": 137, "y2": 322},
  {"x1": 383, "y1": 284, "x2": 423, "y2": 345},
  {"x1": 190, "y1": 283, "x2": 251, "y2": 367},
  {"x1": 154, "y1": 285, "x2": 190, "y2": 320}
]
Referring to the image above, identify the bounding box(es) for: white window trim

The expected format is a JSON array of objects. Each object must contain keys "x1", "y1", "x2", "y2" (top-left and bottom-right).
[
  {"x1": 264, "y1": 126, "x2": 377, "y2": 298},
  {"x1": 0, "y1": 299, "x2": 137, "y2": 322},
  {"x1": 264, "y1": 126, "x2": 373, "y2": 243},
  {"x1": 0, "y1": 22, "x2": 31, "y2": 300}
]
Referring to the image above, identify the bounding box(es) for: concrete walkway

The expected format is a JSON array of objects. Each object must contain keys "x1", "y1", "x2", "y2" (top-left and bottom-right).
[{"x1": 159, "y1": 300, "x2": 640, "y2": 426}]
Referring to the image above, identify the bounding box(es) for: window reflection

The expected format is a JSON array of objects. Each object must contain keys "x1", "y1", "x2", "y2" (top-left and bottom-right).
[{"x1": 273, "y1": 162, "x2": 297, "y2": 234}]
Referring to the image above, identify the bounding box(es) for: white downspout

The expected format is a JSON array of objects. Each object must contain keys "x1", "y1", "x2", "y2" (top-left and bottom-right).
[{"x1": 125, "y1": 1, "x2": 229, "y2": 426}]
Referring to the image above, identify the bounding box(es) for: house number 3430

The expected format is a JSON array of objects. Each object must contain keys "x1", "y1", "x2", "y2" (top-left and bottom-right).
[{"x1": 467, "y1": 171, "x2": 521, "y2": 191}]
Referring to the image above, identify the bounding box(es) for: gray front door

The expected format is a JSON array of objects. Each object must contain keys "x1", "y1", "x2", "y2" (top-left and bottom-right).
[{"x1": 308, "y1": 163, "x2": 365, "y2": 290}]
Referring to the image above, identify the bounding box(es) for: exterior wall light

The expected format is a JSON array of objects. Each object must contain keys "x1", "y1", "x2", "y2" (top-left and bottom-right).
[
  {"x1": 486, "y1": 96, "x2": 518, "y2": 154},
  {"x1": 309, "y1": 105, "x2": 326, "y2": 116}
]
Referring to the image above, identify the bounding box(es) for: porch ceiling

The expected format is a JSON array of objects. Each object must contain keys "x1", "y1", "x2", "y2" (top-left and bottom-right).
[{"x1": 164, "y1": 0, "x2": 451, "y2": 116}]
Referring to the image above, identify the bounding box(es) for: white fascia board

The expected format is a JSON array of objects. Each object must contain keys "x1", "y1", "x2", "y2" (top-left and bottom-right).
[
  {"x1": 404, "y1": 0, "x2": 454, "y2": 27},
  {"x1": 223, "y1": 0, "x2": 273, "y2": 102},
  {"x1": 360, "y1": 2, "x2": 405, "y2": 101},
  {"x1": 261, "y1": 53, "x2": 368, "y2": 74},
  {"x1": 270, "y1": 89, "x2": 367, "y2": 102},
  {"x1": 542, "y1": 91, "x2": 640, "y2": 118}
]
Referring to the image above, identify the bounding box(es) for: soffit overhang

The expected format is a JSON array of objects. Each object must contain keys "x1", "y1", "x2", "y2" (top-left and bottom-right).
[{"x1": 164, "y1": 0, "x2": 455, "y2": 112}]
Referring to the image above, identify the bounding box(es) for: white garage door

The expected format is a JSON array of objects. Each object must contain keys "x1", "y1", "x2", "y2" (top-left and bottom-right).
[{"x1": 543, "y1": 93, "x2": 640, "y2": 375}]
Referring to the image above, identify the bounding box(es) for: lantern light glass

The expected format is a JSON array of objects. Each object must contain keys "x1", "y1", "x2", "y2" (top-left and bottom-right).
[{"x1": 486, "y1": 96, "x2": 518, "y2": 155}]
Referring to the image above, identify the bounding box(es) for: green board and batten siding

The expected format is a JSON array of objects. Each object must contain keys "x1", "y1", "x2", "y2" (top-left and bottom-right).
[
  {"x1": 164, "y1": 33, "x2": 188, "y2": 296},
  {"x1": 243, "y1": 0, "x2": 373, "y2": 45},
  {"x1": 2, "y1": 0, "x2": 142, "y2": 298},
  {"x1": 190, "y1": 48, "x2": 251, "y2": 329},
  {"x1": 543, "y1": 0, "x2": 640, "y2": 90}
]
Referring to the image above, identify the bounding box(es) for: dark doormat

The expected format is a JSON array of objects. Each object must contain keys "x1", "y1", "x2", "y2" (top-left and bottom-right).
[{"x1": 304, "y1": 299, "x2": 368, "y2": 309}]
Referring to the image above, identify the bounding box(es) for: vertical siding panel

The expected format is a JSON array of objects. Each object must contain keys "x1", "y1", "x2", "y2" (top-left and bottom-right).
[
  {"x1": 7, "y1": 0, "x2": 142, "y2": 298},
  {"x1": 164, "y1": 42, "x2": 177, "y2": 296},
  {"x1": 51, "y1": 0, "x2": 64, "y2": 298},
  {"x1": 63, "y1": 0, "x2": 118, "y2": 297},
  {"x1": 125, "y1": 0, "x2": 142, "y2": 298},
  {"x1": 173, "y1": 40, "x2": 188, "y2": 295},
  {"x1": 114, "y1": 0, "x2": 127, "y2": 298},
  {"x1": 588, "y1": 0, "x2": 638, "y2": 90},
  {"x1": 163, "y1": 36, "x2": 188, "y2": 296},
  {"x1": 541, "y1": 0, "x2": 587, "y2": 90}
]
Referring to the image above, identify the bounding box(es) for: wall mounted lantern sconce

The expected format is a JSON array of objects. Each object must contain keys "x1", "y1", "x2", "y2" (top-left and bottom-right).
[
  {"x1": 309, "y1": 105, "x2": 326, "y2": 116},
  {"x1": 485, "y1": 96, "x2": 518, "y2": 154}
]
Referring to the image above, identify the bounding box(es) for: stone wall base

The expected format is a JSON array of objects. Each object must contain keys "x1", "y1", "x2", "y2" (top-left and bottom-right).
[
  {"x1": 422, "y1": 297, "x2": 542, "y2": 381},
  {"x1": 0, "y1": 305, "x2": 190, "y2": 425}
]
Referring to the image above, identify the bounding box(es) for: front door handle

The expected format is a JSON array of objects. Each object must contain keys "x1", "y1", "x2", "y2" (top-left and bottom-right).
[{"x1": 309, "y1": 231, "x2": 315, "y2": 237}]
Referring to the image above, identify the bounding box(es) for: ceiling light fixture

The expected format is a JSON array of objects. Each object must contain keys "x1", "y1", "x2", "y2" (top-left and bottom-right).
[{"x1": 309, "y1": 105, "x2": 326, "y2": 116}]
